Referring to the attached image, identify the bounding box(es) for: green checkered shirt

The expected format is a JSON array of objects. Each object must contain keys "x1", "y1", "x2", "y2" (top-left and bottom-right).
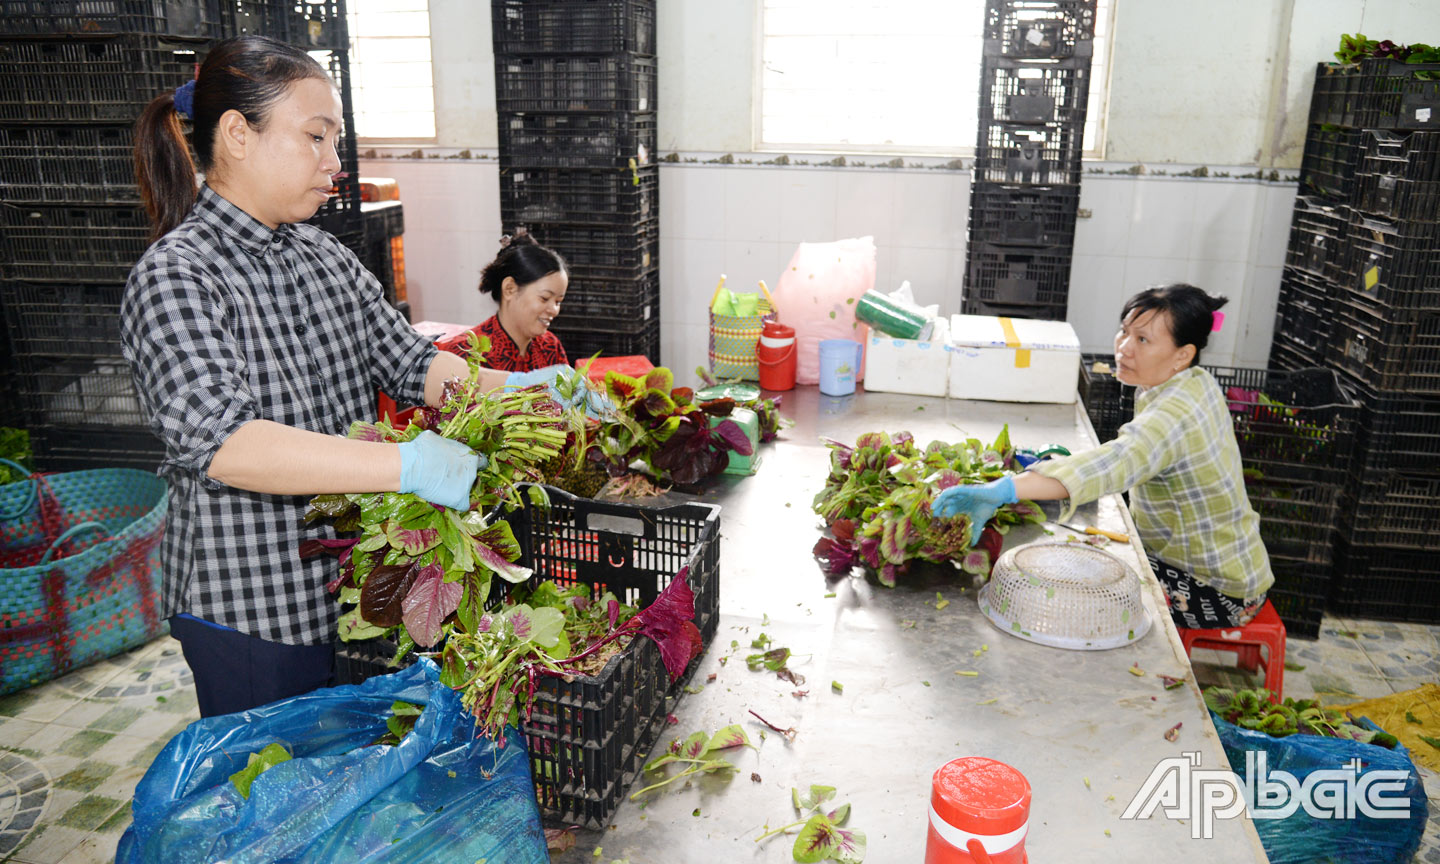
[{"x1": 1037, "y1": 367, "x2": 1273, "y2": 599}]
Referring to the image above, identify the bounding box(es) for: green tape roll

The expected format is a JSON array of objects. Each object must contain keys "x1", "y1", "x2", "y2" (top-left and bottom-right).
[{"x1": 854, "y1": 290, "x2": 930, "y2": 340}]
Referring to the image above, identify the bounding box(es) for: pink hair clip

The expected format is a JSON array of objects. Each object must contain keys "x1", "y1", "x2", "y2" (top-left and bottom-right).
[{"x1": 1211, "y1": 311, "x2": 1225, "y2": 333}]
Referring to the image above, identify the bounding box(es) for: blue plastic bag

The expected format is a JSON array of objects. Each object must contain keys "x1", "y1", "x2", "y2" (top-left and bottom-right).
[
  {"x1": 1212, "y1": 711, "x2": 1428, "y2": 864},
  {"x1": 117, "y1": 659, "x2": 548, "y2": 864}
]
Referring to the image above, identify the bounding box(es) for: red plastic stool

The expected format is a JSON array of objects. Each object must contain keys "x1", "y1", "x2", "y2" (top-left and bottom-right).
[{"x1": 1178, "y1": 600, "x2": 1286, "y2": 703}]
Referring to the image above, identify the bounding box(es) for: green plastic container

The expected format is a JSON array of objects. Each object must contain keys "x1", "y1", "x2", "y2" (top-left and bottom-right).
[{"x1": 710, "y1": 406, "x2": 761, "y2": 475}]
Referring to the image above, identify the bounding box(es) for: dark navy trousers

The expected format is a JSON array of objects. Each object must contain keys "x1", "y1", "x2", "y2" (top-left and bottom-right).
[{"x1": 168, "y1": 615, "x2": 335, "y2": 717}]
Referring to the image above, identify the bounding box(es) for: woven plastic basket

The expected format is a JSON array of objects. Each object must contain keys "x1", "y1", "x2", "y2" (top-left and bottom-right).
[
  {"x1": 0, "y1": 459, "x2": 167, "y2": 695},
  {"x1": 978, "y1": 540, "x2": 1151, "y2": 650},
  {"x1": 709, "y1": 278, "x2": 777, "y2": 381}
]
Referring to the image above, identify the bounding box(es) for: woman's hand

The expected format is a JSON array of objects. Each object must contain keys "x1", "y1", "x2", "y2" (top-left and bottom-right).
[
  {"x1": 506, "y1": 365, "x2": 615, "y2": 419},
  {"x1": 933, "y1": 475, "x2": 1018, "y2": 545},
  {"x1": 397, "y1": 430, "x2": 483, "y2": 510}
]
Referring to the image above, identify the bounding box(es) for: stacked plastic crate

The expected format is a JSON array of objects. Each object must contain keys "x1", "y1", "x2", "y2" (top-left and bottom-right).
[
  {"x1": 1273, "y1": 59, "x2": 1440, "y2": 624},
  {"x1": 0, "y1": 5, "x2": 223, "y2": 471},
  {"x1": 0, "y1": 3, "x2": 363, "y2": 471},
  {"x1": 962, "y1": 0, "x2": 1095, "y2": 320},
  {"x1": 491, "y1": 0, "x2": 659, "y2": 363}
]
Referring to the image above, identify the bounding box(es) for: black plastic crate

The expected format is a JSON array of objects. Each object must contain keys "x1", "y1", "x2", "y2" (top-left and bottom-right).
[
  {"x1": 516, "y1": 220, "x2": 657, "y2": 278},
  {"x1": 335, "y1": 486, "x2": 720, "y2": 829},
  {"x1": 1330, "y1": 296, "x2": 1440, "y2": 395},
  {"x1": 1211, "y1": 366, "x2": 1359, "y2": 485},
  {"x1": 1359, "y1": 128, "x2": 1440, "y2": 183},
  {"x1": 0, "y1": 34, "x2": 207, "y2": 123},
  {"x1": 960, "y1": 298, "x2": 1067, "y2": 321},
  {"x1": 973, "y1": 120, "x2": 1083, "y2": 185},
  {"x1": 0, "y1": 125, "x2": 137, "y2": 206},
  {"x1": 0, "y1": 0, "x2": 225, "y2": 38},
  {"x1": 498, "y1": 112, "x2": 656, "y2": 170},
  {"x1": 554, "y1": 272, "x2": 658, "y2": 335},
  {"x1": 492, "y1": 0, "x2": 656, "y2": 56},
  {"x1": 1356, "y1": 58, "x2": 1440, "y2": 132},
  {"x1": 964, "y1": 242, "x2": 1071, "y2": 307},
  {"x1": 1267, "y1": 335, "x2": 1313, "y2": 373},
  {"x1": 549, "y1": 319, "x2": 659, "y2": 364},
  {"x1": 1343, "y1": 470, "x2": 1440, "y2": 552},
  {"x1": 14, "y1": 354, "x2": 147, "y2": 429},
  {"x1": 495, "y1": 54, "x2": 656, "y2": 114},
  {"x1": 28, "y1": 423, "x2": 163, "y2": 473},
  {"x1": 1076, "y1": 353, "x2": 1132, "y2": 442},
  {"x1": 1330, "y1": 537, "x2": 1440, "y2": 624},
  {"x1": 979, "y1": 56, "x2": 1091, "y2": 126},
  {"x1": 1343, "y1": 211, "x2": 1440, "y2": 311},
  {"x1": 501, "y1": 166, "x2": 657, "y2": 226},
  {"x1": 1307, "y1": 62, "x2": 1364, "y2": 128},
  {"x1": 982, "y1": 0, "x2": 1095, "y2": 59},
  {"x1": 1274, "y1": 266, "x2": 1334, "y2": 357},
  {"x1": 362, "y1": 201, "x2": 404, "y2": 241},
  {"x1": 1354, "y1": 172, "x2": 1440, "y2": 222},
  {"x1": 1298, "y1": 124, "x2": 1364, "y2": 202},
  {"x1": 1350, "y1": 388, "x2": 1440, "y2": 474},
  {"x1": 1283, "y1": 195, "x2": 1349, "y2": 281},
  {"x1": 0, "y1": 205, "x2": 150, "y2": 283},
  {"x1": 967, "y1": 182, "x2": 1079, "y2": 246},
  {"x1": 1266, "y1": 554, "x2": 1335, "y2": 639},
  {"x1": 0, "y1": 281, "x2": 126, "y2": 358},
  {"x1": 227, "y1": 0, "x2": 348, "y2": 49},
  {"x1": 1246, "y1": 477, "x2": 1342, "y2": 564}
]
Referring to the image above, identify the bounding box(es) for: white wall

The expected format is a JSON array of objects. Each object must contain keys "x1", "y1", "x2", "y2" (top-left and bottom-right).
[{"x1": 375, "y1": 0, "x2": 1440, "y2": 379}]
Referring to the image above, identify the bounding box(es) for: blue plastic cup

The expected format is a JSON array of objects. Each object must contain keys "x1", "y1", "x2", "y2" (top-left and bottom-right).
[{"x1": 819, "y1": 339, "x2": 862, "y2": 396}]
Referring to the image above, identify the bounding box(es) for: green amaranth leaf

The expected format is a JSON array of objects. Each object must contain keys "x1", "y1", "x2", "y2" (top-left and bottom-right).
[
  {"x1": 229, "y1": 742, "x2": 292, "y2": 799},
  {"x1": 1406, "y1": 712, "x2": 1422, "y2": 725},
  {"x1": 794, "y1": 784, "x2": 838, "y2": 812}
]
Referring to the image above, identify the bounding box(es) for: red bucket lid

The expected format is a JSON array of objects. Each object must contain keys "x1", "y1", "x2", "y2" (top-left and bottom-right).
[
  {"x1": 763, "y1": 320, "x2": 795, "y2": 338},
  {"x1": 931, "y1": 758, "x2": 1031, "y2": 836}
]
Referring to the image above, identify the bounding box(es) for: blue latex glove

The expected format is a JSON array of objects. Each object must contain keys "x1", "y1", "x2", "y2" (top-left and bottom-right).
[
  {"x1": 397, "y1": 430, "x2": 480, "y2": 510},
  {"x1": 933, "y1": 475, "x2": 1019, "y2": 545},
  {"x1": 506, "y1": 365, "x2": 616, "y2": 420}
]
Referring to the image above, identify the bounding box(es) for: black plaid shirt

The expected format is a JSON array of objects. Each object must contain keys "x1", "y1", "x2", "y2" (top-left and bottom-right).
[{"x1": 121, "y1": 185, "x2": 436, "y2": 645}]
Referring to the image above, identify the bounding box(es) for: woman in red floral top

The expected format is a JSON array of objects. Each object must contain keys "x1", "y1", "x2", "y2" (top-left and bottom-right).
[{"x1": 442, "y1": 230, "x2": 569, "y2": 372}]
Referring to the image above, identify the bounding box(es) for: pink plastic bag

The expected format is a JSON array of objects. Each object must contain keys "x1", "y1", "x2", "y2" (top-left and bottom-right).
[{"x1": 772, "y1": 237, "x2": 877, "y2": 385}]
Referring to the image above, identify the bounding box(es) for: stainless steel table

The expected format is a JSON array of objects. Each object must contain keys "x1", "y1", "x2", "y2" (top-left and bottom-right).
[{"x1": 552, "y1": 386, "x2": 1269, "y2": 863}]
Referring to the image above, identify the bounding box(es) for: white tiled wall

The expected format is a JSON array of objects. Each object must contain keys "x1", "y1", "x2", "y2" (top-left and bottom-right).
[{"x1": 361, "y1": 157, "x2": 1299, "y2": 376}]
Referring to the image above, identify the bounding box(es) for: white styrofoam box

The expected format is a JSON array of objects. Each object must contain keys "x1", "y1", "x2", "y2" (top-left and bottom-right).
[
  {"x1": 947, "y1": 314, "x2": 1080, "y2": 404},
  {"x1": 864, "y1": 333, "x2": 950, "y2": 397}
]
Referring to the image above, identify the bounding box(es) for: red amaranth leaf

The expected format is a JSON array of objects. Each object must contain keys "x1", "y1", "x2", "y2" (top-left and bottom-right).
[
  {"x1": 385, "y1": 523, "x2": 441, "y2": 556},
  {"x1": 812, "y1": 536, "x2": 856, "y2": 576},
  {"x1": 299, "y1": 536, "x2": 359, "y2": 559},
  {"x1": 633, "y1": 568, "x2": 700, "y2": 681},
  {"x1": 712, "y1": 419, "x2": 754, "y2": 456},
  {"x1": 401, "y1": 563, "x2": 461, "y2": 648},
  {"x1": 360, "y1": 563, "x2": 419, "y2": 627}
]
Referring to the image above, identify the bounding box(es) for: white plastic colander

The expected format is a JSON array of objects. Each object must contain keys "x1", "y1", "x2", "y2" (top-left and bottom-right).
[{"x1": 977, "y1": 540, "x2": 1151, "y2": 650}]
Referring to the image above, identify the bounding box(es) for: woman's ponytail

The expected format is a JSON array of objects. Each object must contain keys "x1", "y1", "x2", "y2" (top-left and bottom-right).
[{"x1": 133, "y1": 90, "x2": 198, "y2": 241}]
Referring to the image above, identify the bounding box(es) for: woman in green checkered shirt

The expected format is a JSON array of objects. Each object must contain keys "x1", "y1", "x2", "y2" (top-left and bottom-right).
[{"x1": 936, "y1": 284, "x2": 1273, "y2": 630}]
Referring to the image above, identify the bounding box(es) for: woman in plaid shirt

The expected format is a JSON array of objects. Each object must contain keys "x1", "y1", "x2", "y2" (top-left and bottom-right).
[
  {"x1": 937, "y1": 285, "x2": 1273, "y2": 630},
  {"x1": 122, "y1": 37, "x2": 569, "y2": 716}
]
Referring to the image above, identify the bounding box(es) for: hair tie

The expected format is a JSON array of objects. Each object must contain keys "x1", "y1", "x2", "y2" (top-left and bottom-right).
[
  {"x1": 498, "y1": 233, "x2": 512, "y2": 249},
  {"x1": 173, "y1": 79, "x2": 196, "y2": 118},
  {"x1": 1211, "y1": 311, "x2": 1225, "y2": 333}
]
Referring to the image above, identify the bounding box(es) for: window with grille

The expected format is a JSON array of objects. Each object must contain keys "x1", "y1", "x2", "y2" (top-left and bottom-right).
[
  {"x1": 348, "y1": 0, "x2": 436, "y2": 141},
  {"x1": 760, "y1": 0, "x2": 1113, "y2": 156}
]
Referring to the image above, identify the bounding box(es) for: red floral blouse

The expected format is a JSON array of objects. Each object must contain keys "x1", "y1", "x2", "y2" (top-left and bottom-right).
[{"x1": 438, "y1": 314, "x2": 568, "y2": 373}]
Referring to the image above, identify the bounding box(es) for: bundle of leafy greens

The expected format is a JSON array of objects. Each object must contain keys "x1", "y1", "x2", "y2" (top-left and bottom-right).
[
  {"x1": 1335, "y1": 33, "x2": 1440, "y2": 67},
  {"x1": 810, "y1": 427, "x2": 1044, "y2": 586},
  {"x1": 440, "y1": 572, "x2": 703, "y2": 741},
  {"x1": 585, "y1": 367, "x2": 755, "y2": 487},
  {"x1": 1204, "y1": 687, "x2": 1399, "y2": 749},
  {"x1": 302, "y1": 335, "x2": 582, "y2": 655}
]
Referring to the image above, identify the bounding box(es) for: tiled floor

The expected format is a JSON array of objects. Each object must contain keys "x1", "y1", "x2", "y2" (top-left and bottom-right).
[
  {"x1": 0, "y1": 618, "x2": 1435, "y2": 863},
  {"x1": 0, "y1": 638, "x2": 197, "y2": 864}
]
